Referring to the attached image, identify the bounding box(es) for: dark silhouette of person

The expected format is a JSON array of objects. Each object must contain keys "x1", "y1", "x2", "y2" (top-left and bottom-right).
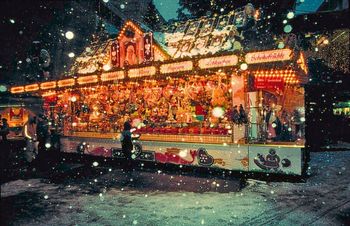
[
  {"x1": 231, "y1": 105, "x2": 240, "y2": 124},
  {"x1": 36, "y1": 114, "x2": 50, "y2": 162},
  {"x1": 0, "y1": 118, "x2": 10, "y2": 141},
  {"x1": 121, "y1": 121, "x2": 133, "y2": 170},
  {"x1": 239, "y1": 104, "x2": 248, "y2": 124}
]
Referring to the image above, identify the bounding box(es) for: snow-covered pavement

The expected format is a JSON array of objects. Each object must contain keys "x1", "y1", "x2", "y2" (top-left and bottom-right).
[{"x1": 1, "y1": 151, "x2": 349, "y2": 226}]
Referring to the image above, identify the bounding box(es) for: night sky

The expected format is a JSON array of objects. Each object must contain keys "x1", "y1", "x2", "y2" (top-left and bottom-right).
[
  {"x1": 0, "y1": 0, "x2": 67, "y2": 77},
  {"x1": 0, "y1": 0, "x2": 181, "y2": 82}
]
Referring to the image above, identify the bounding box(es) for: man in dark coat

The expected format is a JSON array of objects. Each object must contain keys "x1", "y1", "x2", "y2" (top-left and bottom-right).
[
  {"x1": 121, "y1": 121, "x2": 133, "y2": 170},
  {"x1": 36, "y1": 114, "x2": 50, "y2": 160}
]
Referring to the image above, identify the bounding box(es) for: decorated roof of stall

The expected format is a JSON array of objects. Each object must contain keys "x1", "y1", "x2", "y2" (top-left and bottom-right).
[
  {"x1": 153, "y1": 4, "x2": 257, "y2": 59},
  {"x1": 68, "y1": 3, "x2": 264, "y2": 76}
]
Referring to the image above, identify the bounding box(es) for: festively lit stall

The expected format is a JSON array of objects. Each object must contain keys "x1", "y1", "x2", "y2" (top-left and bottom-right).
[{"x1": 10, "y1": 4, "x2": 309, "y2": 175}]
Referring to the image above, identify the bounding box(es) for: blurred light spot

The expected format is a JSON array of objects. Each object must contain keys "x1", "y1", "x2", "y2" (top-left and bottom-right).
[
  {"x1": 284, "y1": 25, "x2": 292, "y2": 33},
  {"x1": 287, "y1": 12, "x2": 295, "y2": 19},
  {"x1": 68, "y1": 52, "x2": 75, "y2": 58},
  {"x1": 240, "y1": 63, "x2": 248, "y2": 70},
  {"x1": 103, "y1": 64, "x2": 111, "y2": 71},
  {"x1": 212, "y1": 107, "x2": 224, "y2": 118},
  {"x1": 278, "y1": 42, "x2": 285, "y2": 49},
  {"x1": 65, "y1": 31, "x2": 74, "y2": 40}
]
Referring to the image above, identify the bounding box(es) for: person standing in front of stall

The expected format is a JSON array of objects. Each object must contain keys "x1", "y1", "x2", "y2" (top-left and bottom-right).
[
  {"x1": 0, "y1": 118, "x2": 10, "y2": 141},
  {"x1": 0, "y1": 118, "x2": 10, "y2": 170},
  {"x1": 36, "y1": 114, "x2": 50, "y2": 168},
  {"x1": 120, "y1": 121, "x2": 133, "y2": 171},
  {"x1": 23, "y1": 116, "x2": 38, "y2": 164}
]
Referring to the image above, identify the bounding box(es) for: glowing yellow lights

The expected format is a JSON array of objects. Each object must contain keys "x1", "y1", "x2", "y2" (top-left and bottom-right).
[
  {"x1": 57, "y1": 78, "x2": 75, "y2": 88},
  {"x1": 42, "y1": 91, "x2": 57, "y2": 97},
  {"x1": 253, "y1": 69, "x2": 300, "y2": 84},
  {"x1": 25, "y1": 84, "x2": 39, "y2": 92},
  {"x1": 128, "y1": 66, "x2": 156, "y2": 78},
  {"x1": 297, "y1": 52, "x2": 308, "y2": 74},
  {"x1": 103, "y1": 64, "x2": 111, "y2": 71},
  {"x1": 101, "y1": 71, "x2": 125, "y2": 81},
  {"x1": 10, "y1": 86, "x2": 25, "y2": 94},
  {"x1": 77, "y1": 75, "x2": 98, "y2": 85},
  {"x1": 40, "y1": 81, "x2": 56, "y2": 90}
]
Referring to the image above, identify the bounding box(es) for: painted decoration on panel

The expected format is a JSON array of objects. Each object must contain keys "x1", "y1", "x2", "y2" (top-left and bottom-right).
[
  {"x1": 248, "y1": 145, "x2": 303, "y2": 175},
  {"x1": 110, "y1": 41, "x2": 120, "y2": 67},
  {"x1": 143, "y1": 33, "x2": 153, "y2": 62},
  {"x1": 60, "y1": 137, "x2": 249, "y2": 171},
  {"x1": 124, "y1": 42, "x2": 137, "y2": 66}
]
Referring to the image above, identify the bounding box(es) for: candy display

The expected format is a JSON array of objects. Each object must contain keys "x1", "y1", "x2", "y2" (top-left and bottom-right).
[{"x1": 53, "y1": 73, "x2": 233, "y2": 135}]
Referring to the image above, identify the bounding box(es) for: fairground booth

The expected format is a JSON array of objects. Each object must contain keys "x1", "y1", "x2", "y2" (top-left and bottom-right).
[{"x1": 11, "y1": 4, "x2": 309, "y2": 175}]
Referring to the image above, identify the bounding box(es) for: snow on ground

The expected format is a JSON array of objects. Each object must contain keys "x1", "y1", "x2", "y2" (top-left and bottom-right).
[{"x1": 1, "y1": 151, "x2": 350, "y2": 226}]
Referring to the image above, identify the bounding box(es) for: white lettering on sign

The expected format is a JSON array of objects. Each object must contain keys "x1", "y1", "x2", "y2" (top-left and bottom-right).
[
  {"x1": 128, "y1": 66, "x2": 156, "y2": 78},
  {"x1": 198, "y1": 55, "x2": 238, "y2": 69},
  {"x1": 160, "y1": 61, "x2": 193, "y2": 74},
  {"x1": 245, "y1": 49, "x2": 292, "y2": 64},
  {"x1": 101, "y1": 71, "x2": 125, "y2": 81}
]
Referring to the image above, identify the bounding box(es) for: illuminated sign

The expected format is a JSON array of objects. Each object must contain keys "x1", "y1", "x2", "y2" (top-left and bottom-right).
[
  {"x1": 25, "y1": 84, "x2": 39, "y2": 92},
  {"x1": 198, "y1": 55, "x2": 238, "y2": 69},
  {"x1": 57, "y1": 78, "x2": 75, "y2": 88},
  {"x1": 128, "y1": 66, "x2": 156, "y2": 78},
  {"x1": 40, "y1": 81, "x2": 56, "y2": 90},
  {"x1": 10, "y1": 86, "x2": 25, "y2": 94},
  {"x1": 101, "y1": 71, "x2": 125, "y2": 81},
  {"x1": 160, "y1": 61, "x2": 193, "y2": 74},
  {"x1": 254, "y1": 77, "x2": 284, "y2": 90},
  {"x1": 77, "y1": 75, "x2": 98, "y2": 85},
  {"x1": 245, "y1": 49, "x2": 292, "y2": 64}
]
